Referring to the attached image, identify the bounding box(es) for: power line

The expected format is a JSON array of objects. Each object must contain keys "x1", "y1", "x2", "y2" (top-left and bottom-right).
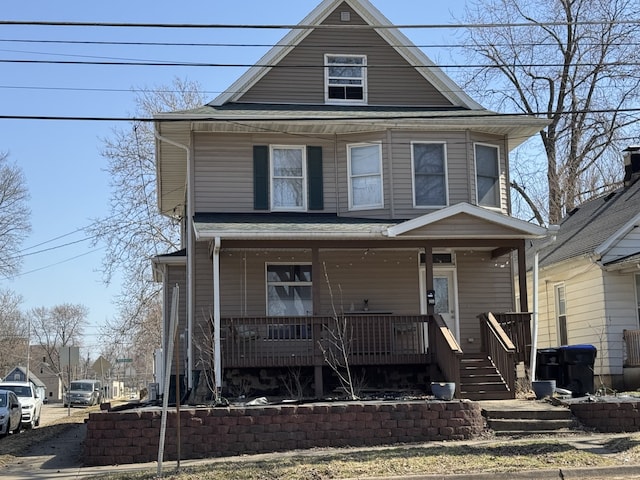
[{"x1": 1, "y1": 19, "x2": 640, "y2": 29}]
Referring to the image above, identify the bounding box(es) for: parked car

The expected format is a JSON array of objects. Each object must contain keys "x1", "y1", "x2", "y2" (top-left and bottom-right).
[
  {"x1": 0, "y1": 381, "x2": 42, "y2": 429},
  {"x1": 63, "y1": 379, "x2": 102, "y2": 407},
  {"x1": 0, "y1": 389, "x2": 22, "y2": 437}
]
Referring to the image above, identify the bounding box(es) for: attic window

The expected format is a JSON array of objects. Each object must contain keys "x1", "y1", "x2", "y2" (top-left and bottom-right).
[
  {"x1": 325, "y1": 54, "x2": 367, "y2": 104},
  {"x1": 340, "y1": 11, "x2": 351, "y2": 22}
]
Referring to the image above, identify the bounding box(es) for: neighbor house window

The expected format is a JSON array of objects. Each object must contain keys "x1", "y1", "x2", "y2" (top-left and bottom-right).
[
  {"x1": 325, "y1": 54, "x2": 367, "y2": 103},
  {"x1": 348, "y1": 143, "x2": 383, "y2": 209},
  {"x1": 270, "y1": 146, "x2": 306, "y2": 211},
  {"x1": 266, "y1": 264, "x2": 312, "y2": 316},
  {"x1": 474, "y1": 143, "x2": 501, "y2": 208},
  {"x1": 555, "y1": 284, "x2": 568, "y2": 345},
  {"x1": 412, "y1": 142, "x2": 448, "y2": 207}
]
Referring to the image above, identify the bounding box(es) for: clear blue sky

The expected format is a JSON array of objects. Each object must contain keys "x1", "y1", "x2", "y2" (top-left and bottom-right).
[{"x1": 0, "y1": 0, "x2": 467, "y2": 347}]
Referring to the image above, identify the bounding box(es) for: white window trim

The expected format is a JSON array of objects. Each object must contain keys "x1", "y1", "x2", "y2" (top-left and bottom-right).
[
  {"x1": 473, "y1": 142, "x2": 502, "y2": 210},
  {"x1": 324, "y1": 53, "x2": 368, "y2": 105},
  {"x1": 265, "y1": 263, "x2": 313, "y2": 317},
  {"x1": 347, "y1": 142, "x2": 384, "y2": 211},
  {"x1": 411, "y1": 141, "x2": 449, "y2": 208},
  {"x1": 554, "y1": 282, "x2": 568, "y2": 345},
  {"x1": 269, "y1": 145, "x2": 307, "y2": 212}
]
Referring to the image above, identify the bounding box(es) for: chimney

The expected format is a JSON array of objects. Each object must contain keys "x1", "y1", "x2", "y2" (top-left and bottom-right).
[{"x1": 623, "y1": 145, "x2": 640, "y2": 187}]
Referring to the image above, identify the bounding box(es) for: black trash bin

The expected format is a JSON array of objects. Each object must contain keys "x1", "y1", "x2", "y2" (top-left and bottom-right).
[
  {"x1": 558, "y1": 344, "x2": 597, "y2": 396},
  {"x1": 536, "y1": 348, "x2": 561, "y2": 383}
]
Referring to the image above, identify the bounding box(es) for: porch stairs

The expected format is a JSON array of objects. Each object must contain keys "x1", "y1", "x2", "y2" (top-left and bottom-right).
[
  {"x1": 459, "y1": 353, "x2": 513, "y2": 400},
  {"x1": 479, "y1": 399, "x2": 579, "y2": 436}
]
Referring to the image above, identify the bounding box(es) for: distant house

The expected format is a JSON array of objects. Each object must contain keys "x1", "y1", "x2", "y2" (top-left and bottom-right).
[
  {"x1": 528, "y1": 146, "x2": 640, "y2": 391},
  {"x1": 3, "y1": 366, "x2": 47, "y2": 403},
  {"x1": 152, "y1": 0, "x2": 549, "y2": 401}
]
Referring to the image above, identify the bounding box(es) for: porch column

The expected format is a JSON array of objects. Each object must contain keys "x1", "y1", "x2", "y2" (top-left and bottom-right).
[
  {"x1": 311, "y1": 247, "x2": 324, "y2": 398},
  {"x1": 517, "y1": 239, "x2": 529, "y2": 312},
  {"x1": 212, "y1": 237, "x2": 222, "y2": 391},
  {"x1": 425, "y1": 243, "x2": 434, "y2": 315}
]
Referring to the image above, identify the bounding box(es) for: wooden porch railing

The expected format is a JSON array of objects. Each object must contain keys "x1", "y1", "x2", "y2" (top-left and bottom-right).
[
  {"x1": 624, "y1": 329, "x2": 640, "y2": 366},
  {"x1": 490, "y1": 312, "x2": 532, "y2": 365},
  {"x1": 428, "y1": 314, "x2": 463, "y2": 397},
  {"x1": 478, "y1": 312, "x2": 517, "y2": 395},
  {"x1": 221, "y1": 315, "x2": 431, "y2": 369}
]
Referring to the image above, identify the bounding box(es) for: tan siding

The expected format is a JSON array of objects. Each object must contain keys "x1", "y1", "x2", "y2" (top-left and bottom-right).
[
  {"x1": 602, "y1": 271, "x2": 639, "y2": 375},
  {"x1": 320, "y1": 249, "x2": 421, "y2": 315},
  {"x1": 165, "y1": 264, "x2": 187, "y2": 374},
  {"x1": 457, "y1": 252, "x2": 515, "y2": 353},
  {"x1": 530, "y1": 260, "x2": 618, "y2": 375},
  {"x1": 389, "y1": 131, "x2": 471, "y2": 218},
  {"x1": 193, "y1": 132, "x2": 337, "y2": 213},
  {"x1": 214, "y1": 248, "x2": 421, "y2": 316},
  {"x1": 237, "y1": 8, "x2": 451, "y2": 106},
  {"x1": 401, "y1": 213, "x2": 526, "y2": 238}
]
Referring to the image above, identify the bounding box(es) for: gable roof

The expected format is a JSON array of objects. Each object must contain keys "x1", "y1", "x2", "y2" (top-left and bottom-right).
[
  {"x1": 3, "y1": 366, "x2": 46, "y2": 388},
  {"x1": 211, "y1": 0, "x2": 482, "y2": 110},
  {"x1": 536, "y1": 178, "x2": 640, "y2": 268},
  {"x1": 387, "y1": 203, "x2": 547, "y2": 239}
]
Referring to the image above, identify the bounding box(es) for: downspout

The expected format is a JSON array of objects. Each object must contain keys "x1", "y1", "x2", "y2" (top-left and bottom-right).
[
  {"x1": 530, "y1": 225, "x2": 560, "y2": 382},
  {"x1": 154, "y1": 125, "x2": 195, "y2": 392},
  {"x1": 212, "y1": 237, "x2": 222, "y2": 392}
]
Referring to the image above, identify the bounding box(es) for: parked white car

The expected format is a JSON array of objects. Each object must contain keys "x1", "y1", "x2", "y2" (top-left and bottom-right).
[
  {"x1": 0, "y1": 381, "x2": 42, "y2": 429},
  {"x1": 0, "y1": 389, "x2": 22, "y2": 437}
]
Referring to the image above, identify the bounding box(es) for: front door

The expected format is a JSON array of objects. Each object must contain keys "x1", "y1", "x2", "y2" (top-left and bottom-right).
[{"x1": 420, "y1": 267, "x2": 459, "y2": 342}]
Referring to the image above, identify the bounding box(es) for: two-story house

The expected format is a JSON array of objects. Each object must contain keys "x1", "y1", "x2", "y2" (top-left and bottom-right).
[{"x1": 152, "y1": 0, "x2": 548, "y2": 402}]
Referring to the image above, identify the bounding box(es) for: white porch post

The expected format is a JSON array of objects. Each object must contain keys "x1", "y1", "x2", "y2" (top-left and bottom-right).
[{"x1": 212, "y1": 237, "x2": 222, "y2": 390}]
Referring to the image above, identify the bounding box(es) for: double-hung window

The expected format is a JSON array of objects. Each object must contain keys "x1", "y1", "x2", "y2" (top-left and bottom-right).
[
  {"x1": 270, "y1": 146, "x2": 306, "y2": 211},
  {"x1": 412, "y1": 142, "x2": 448, "y2": 207},
  {"x1": 266, "y1": 264, "x2": 312, "y2": 317},
  {"x1": 325, "y1": 54, "x2": 367, "y2": 104},
  {"x1": 555, "y1": 284, "x2": 568, "y2": 345},
  {"x1": 474, "y1": 143, "x2": 501, "y2": 208},
  {"x1": 348, "y1": 143, "x2": 383, "y2": 210}
]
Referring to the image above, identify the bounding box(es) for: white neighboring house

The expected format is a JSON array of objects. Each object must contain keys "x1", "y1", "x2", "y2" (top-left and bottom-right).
[{"x1": 528, "y1": 147, "x2": 640, "y2": 391}]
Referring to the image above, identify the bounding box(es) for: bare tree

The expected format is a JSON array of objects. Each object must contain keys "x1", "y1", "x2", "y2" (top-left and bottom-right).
[
  {"x1": 29, "y1": 303, "x2": 88, "y2": 384},
  {"x1": 0, "y1": 152, "x2": 31, "y2": 277},
  {"x1": 87, "y1": 78, "x2": 206, "y2": 353},
  {"x1": 461, "y1": 0, "x2": 640, "y2": 224},
  {"x1": 0, "y1": 289, "x2": 27, "y2": 375}
]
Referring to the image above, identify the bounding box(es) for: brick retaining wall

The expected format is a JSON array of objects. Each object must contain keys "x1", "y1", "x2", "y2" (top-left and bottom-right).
[
  {"x1": 570, "y1": 400, "x2": 640, "y2": 433},
  {"x1": 83, "y1": 400, "x2": 484, "y2": 466}
]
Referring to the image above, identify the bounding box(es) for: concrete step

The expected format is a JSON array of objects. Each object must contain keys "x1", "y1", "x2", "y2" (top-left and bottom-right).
[
  {"x1": 479, "y1": 399, "x2": 580, "y2": 434},
  {"x1": 465, "y1": 390, "x2": 513, "y2": 401}
]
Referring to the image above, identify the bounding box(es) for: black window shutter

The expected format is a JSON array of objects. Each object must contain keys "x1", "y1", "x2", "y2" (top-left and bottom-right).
[
  {"x1": 307, "y1": 146, "x2": 323, "y2": 210},
  {"x1": 253, "y1": 146, "x2": 269, "y2": 210}
]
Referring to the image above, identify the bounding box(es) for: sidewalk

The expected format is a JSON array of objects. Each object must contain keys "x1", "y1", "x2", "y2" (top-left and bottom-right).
[{"x1": 3, "y1": 422, "x2": 640, "y2": 479}]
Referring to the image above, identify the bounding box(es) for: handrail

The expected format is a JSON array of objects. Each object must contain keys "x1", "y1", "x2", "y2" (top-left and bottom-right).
[
  {"x1": 624, "y1": 329, "x2": 640, "y2": 366},
  {"x1": 491, "y1": 312, "x2": 532, "y2": 364},
  {"x1": 478, "y1": 312, "x2": 516, "y2": 396},
  {"x1": 429, "y1": 314, "x2": 463, "y2": 397}
]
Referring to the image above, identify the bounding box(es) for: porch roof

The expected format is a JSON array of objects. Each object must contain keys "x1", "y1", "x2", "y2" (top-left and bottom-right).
[
  {"x1": 193, "y1": 212, "x2": 396, "y2": 240},
  {"x1": 192, "y1": 204, "x2": 546, "y2": 241}
]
